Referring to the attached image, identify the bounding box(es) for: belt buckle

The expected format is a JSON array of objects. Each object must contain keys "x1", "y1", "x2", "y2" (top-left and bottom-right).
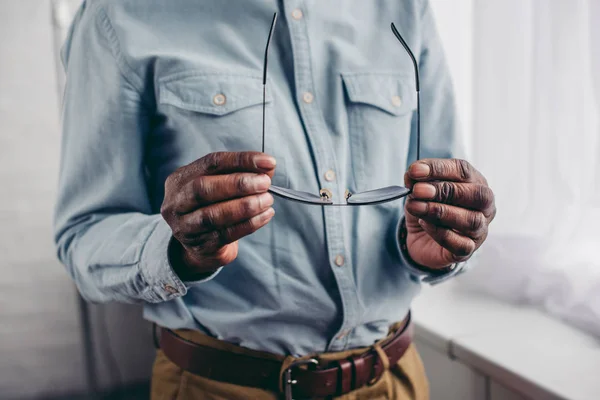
[{"x1": 283, "y1": 358, "x2": 319, "y2": 400}]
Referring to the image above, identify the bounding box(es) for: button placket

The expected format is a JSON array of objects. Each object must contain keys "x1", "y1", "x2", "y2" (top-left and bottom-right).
[
  {"x1": 336, "y1": 329, "x2": 350, "y2": 340},
  {"x1": 291, "y1": 8, "x2": 303, "y2": 20},
  {"x1": 302, "y1": 92, "x2": 314, "y2": 104},
  {"x1": 283, "y1": 1, "x2": 360, "y2": 352},
  {"x1": 324, "y1": 169, "x2": 336, "y2": 182}
]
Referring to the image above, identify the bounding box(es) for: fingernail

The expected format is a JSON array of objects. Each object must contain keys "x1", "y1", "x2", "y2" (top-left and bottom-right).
[
  {"x1": 253, "y1": 175, "x2": 272, "y2": 191},
  {"x1": 262, "y1": 207, "x2": 275, "y2": 220},
  {"x1": 410, "y1": 201, "x2": 428, "y2": 214},
  {"x1": 413, "y1": 183, "x2": 436, "y2": 199},
  {"x1": 258, "y1": 192, "x2": 274, "y2": 208},
  {"x1": 418, "y1": 218, "x2": 426, "y2": 226},
  {"x1": 255, "y1": 155, "x2": 277, "y2": 169},
  {"x1": 410, "y1": 162, "x2": 431, "y2": 179}
]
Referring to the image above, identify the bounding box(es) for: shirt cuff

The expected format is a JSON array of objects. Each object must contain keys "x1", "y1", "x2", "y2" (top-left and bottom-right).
[
  {"x1": 396, "y1": 216, "x2": 469, "y2": 285},
  {"x1": 400, "y1": 249, "x2": 468, "y2": 285},
  {"x1": 139, "y1": 217, "x2": 222, "y2": 303}
]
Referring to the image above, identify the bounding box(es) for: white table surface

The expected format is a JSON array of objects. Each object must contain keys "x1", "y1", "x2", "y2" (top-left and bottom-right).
[{"x1": 412, "y1": 281, "x2": 600, "y2": 400}]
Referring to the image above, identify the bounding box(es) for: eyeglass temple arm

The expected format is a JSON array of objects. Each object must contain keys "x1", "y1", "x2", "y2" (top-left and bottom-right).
[
  {"x1": 391, "y1": 23, "x2": 421, "y2": 161},
  {"x1": 262, "y1": 13, "x2": 278, "y2": 153},
  {"x1": 263, "y1": 19, "x2": 419, "y2": 160}
]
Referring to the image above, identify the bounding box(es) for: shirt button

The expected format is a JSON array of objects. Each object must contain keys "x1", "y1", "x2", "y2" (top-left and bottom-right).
[
  {"x1": 324, "y1": 169, "x2": 336, "y2": 182},
  {"x1": 164, "y1": 284, "x2": 178, "y2": 294},
  {"x1": 302, "y1": 92, "x2": 314, "y2": 104},
  {"x1": 336, "y1": 330, "x2": 350, "y2": 340},
  {"x1": 291, "y1": 8, "x2": 303, "y2": 20},
  {"x1": 334, "y1": 255, "x2": 345, "y2": 267},
  {"x1": 213, "y1": 93, "x2": 227, "y2": 106},
  {"x1": 391, "y1": 95, "x2": 402, "y2": 107}
]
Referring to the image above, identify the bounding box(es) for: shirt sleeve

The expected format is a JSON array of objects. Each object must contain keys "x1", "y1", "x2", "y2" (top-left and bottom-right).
[
  {"x1": 397, "y1": 0, "x2": 472, "y2": 284},
  {"x1": 53, "y1": 3, "x2": 219, "y2": 304}
]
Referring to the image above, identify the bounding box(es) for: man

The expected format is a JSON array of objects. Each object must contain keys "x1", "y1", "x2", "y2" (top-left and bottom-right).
[{"x1": 55, "y1": 0, "x2": 495, "y2": 399}]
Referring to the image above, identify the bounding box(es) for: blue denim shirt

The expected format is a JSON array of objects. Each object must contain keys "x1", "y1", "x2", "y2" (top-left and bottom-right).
[{"x1": 54, "y1": 0, "x2": 466, "y2": 356}]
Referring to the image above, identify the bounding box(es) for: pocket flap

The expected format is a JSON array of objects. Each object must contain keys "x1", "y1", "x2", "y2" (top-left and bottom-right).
[
  {"x1": 341, "y1": 72, "x2": 417, "y2": 116},
  {"x1": 158, "y1": 72, "x2": 272, "y2": 116}
]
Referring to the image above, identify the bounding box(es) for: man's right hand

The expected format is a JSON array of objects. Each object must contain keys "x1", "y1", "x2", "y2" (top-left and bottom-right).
[{"x1": 160, "y1": 151, "x2": 276, "y2": 281}]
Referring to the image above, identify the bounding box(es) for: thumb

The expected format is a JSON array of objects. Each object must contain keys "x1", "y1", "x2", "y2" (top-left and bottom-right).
[{"x1": 403, "y1": 172, "x2": 414, "y2": 189}]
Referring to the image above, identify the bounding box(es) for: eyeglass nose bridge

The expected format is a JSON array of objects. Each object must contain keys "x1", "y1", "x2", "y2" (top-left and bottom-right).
[
  {"x1": 318, "y1": 188, "x2": 354, "y2": 202},
  {"x1": 319, "y1": 188, "x2": 333, "y2": 201}
]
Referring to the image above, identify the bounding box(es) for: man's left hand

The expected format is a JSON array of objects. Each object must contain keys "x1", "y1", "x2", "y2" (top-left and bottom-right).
[{"x1": 404, "y1": 159, "x2": 496, "y2": 270}]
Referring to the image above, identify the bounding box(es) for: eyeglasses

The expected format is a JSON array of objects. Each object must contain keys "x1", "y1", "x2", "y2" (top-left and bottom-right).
[{"x1": 262, "y1": 13, "x2": 421, "y2": 206}]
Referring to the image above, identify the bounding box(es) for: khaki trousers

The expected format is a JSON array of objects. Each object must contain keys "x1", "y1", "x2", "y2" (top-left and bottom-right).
[{"x1": 151, "y1": 326, "x2": 430, "y2": 400}]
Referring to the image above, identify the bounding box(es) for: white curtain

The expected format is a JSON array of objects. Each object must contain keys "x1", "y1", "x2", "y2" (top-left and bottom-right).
[{"x1": 456, "y1": 0, "x2": 600, "y2": 336}]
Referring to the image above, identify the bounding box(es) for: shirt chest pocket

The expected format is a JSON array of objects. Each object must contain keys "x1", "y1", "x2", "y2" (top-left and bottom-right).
[
  {"x1": 341, "y1": 72, "x2": 417, "y2": 191},
  {"x1": 157, "y1": 72, "x2": 288, "y2": 187}
]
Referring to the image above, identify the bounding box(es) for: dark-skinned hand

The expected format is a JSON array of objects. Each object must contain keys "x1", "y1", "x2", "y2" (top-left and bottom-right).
[
  {"x1": 160, "y1": 151, "x2": 276, "y2": 281},
  {"x1": 404, "y1": 158, "x2": 496, "y2": 270}
]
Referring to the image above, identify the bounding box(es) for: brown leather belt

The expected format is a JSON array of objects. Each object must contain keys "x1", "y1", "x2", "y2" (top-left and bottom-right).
[{"x1": 159, "y1": 312, "x2": 413, "y2": 399}]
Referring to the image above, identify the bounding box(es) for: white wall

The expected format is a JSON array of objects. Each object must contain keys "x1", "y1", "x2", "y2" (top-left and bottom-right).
[
  {"x1": 0, "y1": 2, "x2": 155, "y2": 398},
  {"x1": 0, "y1": 1, "x2": 86, "y2": 398},
  {"x1": 429, "y1": 0, "x2": 474, "y2": 157}
]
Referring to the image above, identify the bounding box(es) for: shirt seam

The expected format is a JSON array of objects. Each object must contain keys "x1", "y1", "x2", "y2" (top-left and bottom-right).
[
  {"x1": 95, "y1": 5, "x2": 152, "y2": 110},
  {"x1": 137, "y1": 218, "x2": 165, "y2": 287},
  {"x1": 419, "y1": 0, "x2": 430, "y2": 20},
  {"x1": 339, "y1": 71, "x2": 413, "y2": 78},
  {"x1": 158, "y1": 71, "x2": 265, "y2": 85}
]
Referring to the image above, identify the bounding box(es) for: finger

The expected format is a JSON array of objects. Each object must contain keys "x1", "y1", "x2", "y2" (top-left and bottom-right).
[
  {"x1": 403, "y1": 171, "x2": 415, "y2": 190},
  {"x1": 176, "y1": 173, "x2": 272, "y2": 213},
  {"x1": 187, "y1": 207, "x2": 275, "y2": 251},
  {"x1": 193, "y1": 151, "x2": 277, "y2": 176},
  {"x1": 186, "y1": 243, "x2": 240, "y2": 272},
  {"x1": 176, "y1": 192, "x2": 274, "y2": 241},
  {"x1": 417, "y1": 219, "x2": 476, "y2": 262},
  {"x1": 407, "y1": 158, "x2": 483, "y2": 183},
  {"x1": 411, "y1": 182, "x2": 495, "y2": 211},
  {"x1": 405, "y1": 199, "x2": 487, "y2": 239},
  {"x1": 164, "y1": 152, "x2": 276, "y2": 190}
]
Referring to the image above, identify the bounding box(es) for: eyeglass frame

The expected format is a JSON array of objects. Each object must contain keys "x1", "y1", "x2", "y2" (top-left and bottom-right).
[{"x1": 261, "y1": 12, "x2": 421, "y2": 206}]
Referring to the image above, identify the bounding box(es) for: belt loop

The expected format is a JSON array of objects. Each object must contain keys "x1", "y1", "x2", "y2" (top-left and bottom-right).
[
  {"x1": 351, "y1": 356, "x2": 368, "y2": 389},
  {"x1": 152, "y1": 323, "x2": 160, "y2": 349},
  {"x1": 336, "y1": 359, "x2": 353, "y2": 395},
  {"x1": 369, "y1": 343, "x2": 390, "y2": 385}
]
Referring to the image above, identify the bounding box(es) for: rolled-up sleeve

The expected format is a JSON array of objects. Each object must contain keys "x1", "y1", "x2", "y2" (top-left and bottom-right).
[{"x1": 53, "y1": 4, "x2": 218, "y2": 304}]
